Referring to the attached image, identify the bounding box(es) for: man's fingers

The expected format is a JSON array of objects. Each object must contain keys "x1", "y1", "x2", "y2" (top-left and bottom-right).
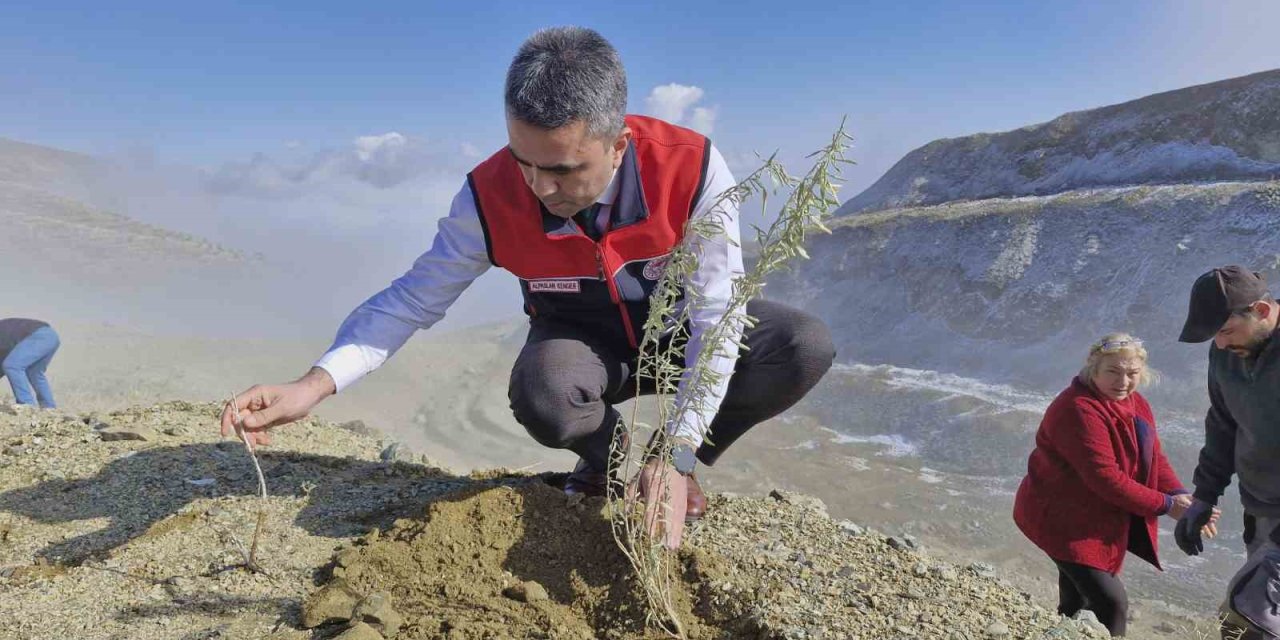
[
  {"x1": 640, "y1": 474, "x2": 669, "y2": 541},
  {"x1": 250, "y1": 429, "x2": 273, "y2": 447},
  {"x1": 640, "y1": 488, "x2": 670, "y2": 545},
  {"x1": 241, "y1": 402, "x2": 285, "y2": 430},
  {"x1": 219, "y1": 402, "x2": 236, "y2": 437},
  {"x1": 637, "y1": 471, "x2": 688, "y2": 550},
  {"x1": 221, "y1": 388, "x2": 262, "y2": 436},
  {"x1": 664, "y1": 494, "x2": 687, "y2": 550}
]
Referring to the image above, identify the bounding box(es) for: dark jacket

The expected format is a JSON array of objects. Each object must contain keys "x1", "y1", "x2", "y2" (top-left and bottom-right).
[
  {"x1": 0, "y1": 318, "x2": 50, "y2": 364},
  {"x1": 1014, "y1": 378, "x2": 1184, "y2": 574},
  {"x1": 1193, "y1": 334, "x2": 1280, "y2": 517}
]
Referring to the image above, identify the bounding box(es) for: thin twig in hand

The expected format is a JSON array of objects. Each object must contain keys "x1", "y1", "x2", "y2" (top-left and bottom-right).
[{"x1": 228, "y1": 394, "x2": 272, "y2": 577}]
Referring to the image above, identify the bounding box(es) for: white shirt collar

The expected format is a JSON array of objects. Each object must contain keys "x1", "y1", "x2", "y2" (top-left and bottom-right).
[{"x1": 596, "y1": 167, "x2": 620, "y2": 206}]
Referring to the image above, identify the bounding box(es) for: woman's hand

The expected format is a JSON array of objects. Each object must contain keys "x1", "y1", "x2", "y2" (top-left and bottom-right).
[
  {"x1": 1202, "y1": 506, "x2": 1222, "y2": 540},
  {"x1": 1167, "y1": 493, "x2": 1193, "y2": 519}
]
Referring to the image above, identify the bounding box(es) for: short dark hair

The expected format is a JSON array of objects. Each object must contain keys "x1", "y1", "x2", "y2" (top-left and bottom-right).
[
  {"x1": 1232, "y1": 294, "x2": 1278, "y2": 318},
  {"x1": 504, "y1": 26, "x2": 627, "y2": 138}
]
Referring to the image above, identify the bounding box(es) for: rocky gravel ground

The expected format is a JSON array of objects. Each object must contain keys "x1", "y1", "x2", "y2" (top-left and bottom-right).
[{"x1": 0, "y1": 402, "x2": 1211, "y2": 639}]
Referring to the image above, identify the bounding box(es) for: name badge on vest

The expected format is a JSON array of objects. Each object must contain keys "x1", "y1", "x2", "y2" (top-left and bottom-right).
[{"x1": 528, "y1": 279, "x2": 582, "y2": 293}]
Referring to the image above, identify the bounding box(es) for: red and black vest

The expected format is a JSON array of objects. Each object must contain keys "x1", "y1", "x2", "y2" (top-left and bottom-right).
[{"x1": 467, "y1": 115, "x2": 711, "y2": 349}]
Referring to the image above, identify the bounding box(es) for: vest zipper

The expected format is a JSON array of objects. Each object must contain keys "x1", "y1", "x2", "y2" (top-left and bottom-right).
[{"x1": 595, "y1": 242, "x2": 638, "y2": 349}]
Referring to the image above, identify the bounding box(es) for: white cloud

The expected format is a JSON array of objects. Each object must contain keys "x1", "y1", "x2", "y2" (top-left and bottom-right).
[
  {"x1": 203, "y1": 132, "x2": 468, "y2": 197},
  {"x1": 689, "y1": 106, "x2": 718, "y2": 136},
  {"x1": 646, "y1": 84, "x2": 704, "y2": 122},
  {"x1": 644, "y1": 83, "x2": 718, "y2": 134},
  {"x1": 353, "y1": 132, "x2": 408, "y2": 162}
]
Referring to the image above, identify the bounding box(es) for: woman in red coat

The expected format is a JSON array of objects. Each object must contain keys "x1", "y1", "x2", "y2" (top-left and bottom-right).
[{"x1": 1013, "y1": 333, "x2": 1219, "y2": 636}]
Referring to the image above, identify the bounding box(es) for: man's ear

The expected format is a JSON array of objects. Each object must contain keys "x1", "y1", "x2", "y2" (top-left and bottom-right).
[
  {"x1": 1258, "y1": 300, "x2": 1276, "y2": 320},
  {"x1": 610, "y1": 126, "x2": 632, "y2": 166}
]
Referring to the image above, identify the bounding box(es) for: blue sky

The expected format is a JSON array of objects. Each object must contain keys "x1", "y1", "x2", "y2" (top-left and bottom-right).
[{"x1": 6, "y1": 1, "x2": 1279, "y2": 184}]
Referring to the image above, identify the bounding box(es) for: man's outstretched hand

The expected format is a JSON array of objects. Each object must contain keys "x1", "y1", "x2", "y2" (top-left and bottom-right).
[
  {"x1": 1174, "y1": 498, "x2": 1220, "y2": 556},
  {"x1": 220, "y1": 367, "x2": 336, "y2": 447},
  {"x1": 628, "y1": 457, "x2": 689, "y2": 551}
]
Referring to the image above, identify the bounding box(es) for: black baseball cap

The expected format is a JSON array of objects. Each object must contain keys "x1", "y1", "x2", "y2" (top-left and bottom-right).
[{"x1": 1179, "y1": 266, "x2": 1271, "y2": 343}]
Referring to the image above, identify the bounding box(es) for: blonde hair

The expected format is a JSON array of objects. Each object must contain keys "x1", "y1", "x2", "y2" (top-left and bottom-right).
[{"x1": 1079, "y1": 332, "x2": 1159, "y2": 388}]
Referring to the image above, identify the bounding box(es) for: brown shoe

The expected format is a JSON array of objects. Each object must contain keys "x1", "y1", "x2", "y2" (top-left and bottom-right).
[
  {"x1": 685, "y1": 473, "x2": 707, "y2": 523},
  {"x1": 563, "y1": 458, "x2": 607, "y2": 497}
]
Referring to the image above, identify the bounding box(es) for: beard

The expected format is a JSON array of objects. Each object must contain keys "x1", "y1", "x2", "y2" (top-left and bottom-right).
[{"x1": 1226, "y1": 322, "x2": 1276, "y2": 359}]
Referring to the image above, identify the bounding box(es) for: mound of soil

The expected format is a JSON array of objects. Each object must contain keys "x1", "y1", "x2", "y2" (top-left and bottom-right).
[{"x1": 328, "y1": 481, "x2": 719, "y2": 639}]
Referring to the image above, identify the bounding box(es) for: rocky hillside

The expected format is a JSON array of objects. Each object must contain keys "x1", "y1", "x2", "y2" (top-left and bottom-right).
[
  {"x1": 0, "y1": 401, "x2": 1139, "y2": 640},
  {"x1": 779, "y1": 180, "x2": 1280, "y2": 405},
  {"x1": 777, "y1": 71, "x2": 1280, "y2": 409},
  {"x1": 0, "y1": 137, "x2": 97, "y2": 190},
  {"x1": 0, "y1": 137, "x2": 242, "y2": 267},
  {"x1": 0, "y1": 136, "x2": 260, "y2": 337},
  {"x1": 837, "y1": 70, "x2": 1280, "y2": 215}
]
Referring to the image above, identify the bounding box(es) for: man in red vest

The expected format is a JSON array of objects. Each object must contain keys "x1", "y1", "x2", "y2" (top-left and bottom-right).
[{"x1": 221, "y1": 26, "x2": 834, "y2": 548}]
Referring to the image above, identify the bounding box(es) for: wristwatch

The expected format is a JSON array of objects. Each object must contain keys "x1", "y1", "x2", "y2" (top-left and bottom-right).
[{"x1": 669, "y1": 438, "x2": 698, "y2": 476}]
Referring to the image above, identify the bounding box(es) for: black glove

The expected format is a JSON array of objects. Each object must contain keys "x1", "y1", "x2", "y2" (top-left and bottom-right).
[{"x1": 1174, "y1": 499, "x2": 1214, "y2": 556}]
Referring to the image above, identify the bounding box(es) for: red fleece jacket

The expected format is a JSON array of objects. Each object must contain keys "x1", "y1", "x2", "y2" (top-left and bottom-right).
[{"x1": 1013, "y1": 378, "x2": 1184, "y2": 574}]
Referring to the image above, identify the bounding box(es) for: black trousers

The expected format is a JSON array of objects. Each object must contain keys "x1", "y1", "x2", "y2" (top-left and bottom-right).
[
  {"x1": 1054, "y1": 559, "x2": 1128, "y2": 637},
  {"x1": 508, "y1": 299, "x2": 835, "y2": 472}
]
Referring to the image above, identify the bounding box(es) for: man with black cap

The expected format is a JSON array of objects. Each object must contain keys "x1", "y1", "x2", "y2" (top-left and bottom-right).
[{"x1": 1177, "y1": 265, "x2": 1280, "y2": 639}]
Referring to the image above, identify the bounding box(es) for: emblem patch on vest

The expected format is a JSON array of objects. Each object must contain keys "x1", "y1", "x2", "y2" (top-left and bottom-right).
[
  {"x1": 528, "y1": 279, "x2": 581, "y2": 293},
  {"x1": 642, "y1": 255, "x2": 670, "y2": 281}
]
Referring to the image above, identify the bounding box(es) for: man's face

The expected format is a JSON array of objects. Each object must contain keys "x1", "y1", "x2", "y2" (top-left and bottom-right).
[
  {"x1": 1214, "y1": 307, "x2": 1273, "y2": 358},
  {"x1": 506, "y1": 117, "x2": 629, "y2": 219}
]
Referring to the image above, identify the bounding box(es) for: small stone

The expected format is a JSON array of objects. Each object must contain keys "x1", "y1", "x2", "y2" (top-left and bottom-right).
[
  {"x1": 1073, "y1": 610, "x2": 1109, "y2": 635},
  {"x1": 380, "y1": 442, "x2": 415, "y2": 464},
  {"x1": 353, "y1": 591, "x2": 402, "y2": 638},
  {"x1": 912, "y1": 562, "x2": 929, "y2": 577},
  {"x1": 837, "y1": 520, "x2": 865, "y2": 536},
  {"x1": 302, "y1": 580, "x2": 361, "y2": 628},
  {"x1": 502, "y1": 580, "x2": 549, "y2": 603},
  {"x1": 885, "y1": 535, "x2": 916, "y2": 550},
  {"x1": 333, "y1": 622, "x2": 385, "y2": 640},
  {"x1": 335, "y1": 548, "x2": 361, "y2": 568},
  {"x1": 339, "y1": 420, "x2": 379, "y2": 437},
  {"x1": 98, "y1": 426, "x2": 157, "y2": 442},
  {"x1": 970, "y1": 562, "x2": 997, "y2": 578},
  {"x1": 768, "y1": 489, "x2": 828, "y2": 513},
  {"x1": 986, "y1": 621, "x2": 1010, "y2": 637}
]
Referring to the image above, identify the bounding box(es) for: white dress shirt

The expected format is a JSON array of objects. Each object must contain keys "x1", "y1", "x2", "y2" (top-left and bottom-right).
[{"x1": 315, "y1": 143, "x2": 743, "y2": 448}]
